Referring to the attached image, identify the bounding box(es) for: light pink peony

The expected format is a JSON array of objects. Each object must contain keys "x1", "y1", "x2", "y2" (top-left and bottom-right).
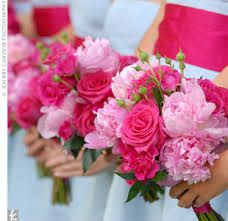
[
  {"x1": 37, "y1": 91, "x2": 77, "y2": 139},
  {"x1": 8, "y1": 34, "x2": 36, "y2": 65},
  {"x1": 160, "y1": 137, "x2": 219, "y2": 184},
  {"x1": 120, "y1": 142, "x2": 159, "y2": 181},
  {"x1": 77, "y1": 71, "x2": 113, "y2": 104},
  {"x1": 85, "y1": 98, "x2": 128, "y2": 151},
  {"x1": 76, "y1": 37, "x2": 120, "y2": 74},
  {"x1": 162, "y1": 79, "x2": 228, "y2": 139},
  {"x1": 121, "y1": 99, "x2": 166, "y2": 152}
]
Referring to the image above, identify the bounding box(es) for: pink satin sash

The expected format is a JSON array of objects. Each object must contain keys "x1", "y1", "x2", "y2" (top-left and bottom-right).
[
  {"x1": 154, "y1": 4, "x2": 228, "y2": 72},
  {"x1": 33, "y1": 6, "x2": 70, "y2": 37}
]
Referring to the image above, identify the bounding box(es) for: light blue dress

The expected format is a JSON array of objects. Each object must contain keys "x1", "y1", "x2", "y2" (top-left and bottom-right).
[
  {"x1": 102, "y1": 1, "x2": 163, "y2": 221},
  {"x1": 160, "y1": 0, "x2": 228, "y2": 220}
]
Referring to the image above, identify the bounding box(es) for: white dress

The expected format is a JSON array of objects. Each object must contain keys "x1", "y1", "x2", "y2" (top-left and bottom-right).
[
  {"x1": 102, "y1": 1, "x2": 163, "y2": 221},
  {"x1": 159, "y1": 1, "x2": 228, "y2": 220}
]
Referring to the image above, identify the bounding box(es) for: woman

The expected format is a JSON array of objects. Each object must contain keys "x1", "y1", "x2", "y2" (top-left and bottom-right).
[{"x1": 138, "y1": 0, "x2": 228, "y2": 220}]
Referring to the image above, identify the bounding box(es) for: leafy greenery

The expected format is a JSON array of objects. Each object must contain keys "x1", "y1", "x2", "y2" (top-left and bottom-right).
[
  {"x1": 125, "y1": 181, "x2": 143, "y2": 202},
  {"x1": 152, "y1": 87, "x2": 163, "y2": 108},
  {"x1": 115, "y1": 172, "x2": 135, "y2": 180},
  {"x1": 64, "y1": 136, "x2": 85, "y2": 158}
]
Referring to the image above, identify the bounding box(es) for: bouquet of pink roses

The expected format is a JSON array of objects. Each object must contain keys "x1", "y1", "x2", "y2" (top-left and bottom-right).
[
  {"x1": 84, "y1": 50, "x2": 228, "y2": 221},
  {"x1": 36, "y1": 36, "x2": 137, "y2": 204}
]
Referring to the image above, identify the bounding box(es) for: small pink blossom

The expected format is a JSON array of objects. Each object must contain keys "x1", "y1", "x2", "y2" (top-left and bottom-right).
[
  {"x1": 160, "y1": 137, "x2": 219, "y2": 184},
  {"x1": 76, "y1": 37, "x2": 120, "y2": 75},
  {"x1": 58, "y1": 120, "x2": 75, "y2": 141}
]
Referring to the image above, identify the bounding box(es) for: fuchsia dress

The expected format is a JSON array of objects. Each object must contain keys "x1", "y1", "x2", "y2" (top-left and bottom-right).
[{"x1": 153, "y1": 1, "x2": 228, "y2": 220}]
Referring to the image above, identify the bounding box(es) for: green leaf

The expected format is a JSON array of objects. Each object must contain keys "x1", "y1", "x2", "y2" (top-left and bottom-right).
[
  {"x1": 115, "y1": 172, "x2": 135, "y2": 180},
  {"x1": 151, "y1": 171, "x2": 168, "y2": 183},
  {"x1": 64, "y1": 136, "x2": 85, "y2": 158},
  {"x1": 82, "y1": 149, "x2": 93, "y2": 173},
  {"x1": 11, "y1": 121, "x2": 21, "y2": 135},
  {"x1": 125, "y1": 181, "x2": 143, "y2": 202},
  {"x1": 152, "y1": 87, "x2": 163, "y2": 107}
]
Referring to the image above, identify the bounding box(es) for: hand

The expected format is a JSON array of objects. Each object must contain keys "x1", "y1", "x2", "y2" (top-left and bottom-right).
[
  {"x1": 170, "y1": 150, "x2": 228, "y2": 208},
  {"x1": 214, "y1": 66, "x2": 228, "y2": 88}
]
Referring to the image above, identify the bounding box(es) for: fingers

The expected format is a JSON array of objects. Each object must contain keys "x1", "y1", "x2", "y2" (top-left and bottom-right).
[
  {"x1": 53, "y1": 170, "x2": 83, "y2": 178},
  {"x1": 169, "y1": 181, "x2": 189, "y2": 199},
  {"x1": 23, "y1": 130, "x2": 39, "y2": 146},
  {"x1": 193, "y1": 196, "x2": 207, "y2": 208},
  {"x1": 178, "y1": 189, "x2": 198, "y2": 208},
  {"x1": 27, "y1": 139, "x2": 46, "y2": 156}
]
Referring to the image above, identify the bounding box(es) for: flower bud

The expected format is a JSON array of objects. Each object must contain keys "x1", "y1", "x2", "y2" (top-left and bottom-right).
[
  {"x1": 179, "y1": 62, "x2": 186, "y2": 70},
  {"x1": 52, "y1": 75, "x2": 61, "y2": 82},
  {"x1": 156, "y1": 52, "x2": 162, "y2": 60},
  {"x1": 116, "y1": 99, "x2": 126, "y2": 107},
  {"x1": 132, "y1": 93, "x2": 141, "y2": 102},
  {"x1": 165, "y1": 57, "x2": 171, "y2": 65},
  {"x1": 139, "y1": 86, "x2": 147, "y2": 95},
  {"x1": 176, "y1": 49, "x2": 185, "y2": 62},
  {"x1": 134, "y1": 66, "x2": 142, "y2": 71},
  {"x1": 139, "y1": 50, "x2": 149, "y2": 63}
]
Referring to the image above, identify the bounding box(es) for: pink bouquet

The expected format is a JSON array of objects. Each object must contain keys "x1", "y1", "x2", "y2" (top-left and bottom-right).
[
  {"x1": 36, "y1": 36, "x2": 137, "y2": 204},
  {"x1": 85, "y1": 50, "x2": 228, "y2": 221}
]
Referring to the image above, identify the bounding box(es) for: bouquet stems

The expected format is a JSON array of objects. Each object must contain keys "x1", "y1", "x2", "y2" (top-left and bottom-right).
[
  {"x1": 193, "y1": 202, "x2": 224, "y2": 221},
  {"x1": 52, "y1": 177, "x2": 71, "y2": 205},
  {"x1": 37, "y1": 162, "x2": 51, "y2": 178}
]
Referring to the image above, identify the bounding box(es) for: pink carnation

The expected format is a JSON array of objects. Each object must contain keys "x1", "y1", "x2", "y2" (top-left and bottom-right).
[
  {"x1": 85, "y1": 98, "x2": 128, "y2": 152},
  {"x1": 15, "y1": 96, "x2": 42, "y2": 129},
  {"x1": 121, "y1": 99, "x2": 166, "y2": 152},
  {"x1": 58, "y1": 120, "x2": 75, "y2": 141},
  {"x1": 8, "y1": 34, "x2": 36, "y2": 65},
  {"x1": 77, "y1": 71, "x2": 113, "y2": 104},
  {"x1": 76, "y1": 37, "x2": 120, "y2": 74},
  {"x1": 162, "y1": 79, "x2": 228, "y2": 139},
  {"x1": 120, "y1": 142, "x2": 159, "y2": 181},
  {"x1": 38, "y1": 70, "x2": 76, "y2": 106},
  {"x1": 160, "y1": 137, "x2": 219, "y2": 184}
]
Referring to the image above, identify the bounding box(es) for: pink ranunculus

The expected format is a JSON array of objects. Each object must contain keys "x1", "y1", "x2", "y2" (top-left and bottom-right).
[
  {"x1": 162, "y1": 79, "x2": 228, "y2": 139},
  {"x1": 85, "y1": 98, "x2": 128, "y2": 150},
  {"x1": 77, "y1": 71, "x2": 113, "y2": 104},
  {"x1": 8, "y1": 34, "x2": 36, "y2": 65},
  {"x1": 121, "y1": 99, "x2": 166, "y2": 153},
  {"x1": 73, "y1": 103, "x2": 98, "y2": 137},
  {"x1": 76, "y1": 37, "x2": 120, "y2": 75},
  {"x1": 160, "y1": 137, "x2": 219, "y2": 184},
  {"x1": 111, "y1": 61, "x2": 149, "y2": 100},
  {"x1": 58, "y1": 120, "x2": 75, "y2": 141},
  {"x1": 120, "y1": 142, "x2": 159, "y2": 181},
  {"x1": 38, "y1": 70, "x2": 75, "y2": 106},
  {"x1": 15, "y1": 96, "x2": 42, "y2": 129},
  {"x1": 159, "y1": 66, "x2": 181, "y2": 91}
]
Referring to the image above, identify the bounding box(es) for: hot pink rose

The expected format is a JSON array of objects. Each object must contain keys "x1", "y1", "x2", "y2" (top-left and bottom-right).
[
  {"x1": 73, "y1": 103, "x2": 98, "y2": 137},
  {"x1": 159, "y1": 66, "x2": 181, "y2": 91},
  {"x1": 58, "y1": 120, "x2": 75, "y2": 141},
  {"x1": 38, "y1": 70, "x2": 75, "y2": 106},
  {"x1": 121, "y1": 99, "x2": 166, "y2": 152},
  {"x1": 120, "y1": 142, "x2": 159, "y2": 181},
  {"x1": 15, "y1": 96, "x2": 42, "y2": 129},
  {"x1": 77, "y1": 71, "x2": 113, "y2": 104}
]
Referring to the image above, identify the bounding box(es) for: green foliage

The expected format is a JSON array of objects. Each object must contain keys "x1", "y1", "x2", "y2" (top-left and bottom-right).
[
  {"x1": 125, "y1": 181, "x2": 143, "y2": 202},
  {"x1": 115, "y1": 172, "x2": 135, "y2": 180},
  {"x1": 64, "y1": 136, "x2": 85, "y2": 158}
]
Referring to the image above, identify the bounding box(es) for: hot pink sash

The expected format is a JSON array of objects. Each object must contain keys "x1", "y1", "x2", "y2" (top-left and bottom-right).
[
  {"x1": 154, "y1": 4, "x2": 228, "y2": 72},
  {"x1": 33, "y1": 6, "x2": 70, "y2": 37}
]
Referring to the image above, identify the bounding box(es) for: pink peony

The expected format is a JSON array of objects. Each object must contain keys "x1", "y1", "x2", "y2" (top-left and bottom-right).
[
  {"x1": 111, "y1": 61, "x2": 149, "y2": 100},
  {"x1": 76, "y1": 37, "x2": 120, "y2": 74},
  {"x1": 120, "y1": 142, "x2": 159, "y2": 181},
  {"x1": 85, "y1": 98, "x2": 128, "y2": 151},
  {"x1": 160, "y1": 137, "x2": 219, "y2": 184},
  {"x1": 58, "y1": 120, "x2": 75, "y2": 141},
  {"x1": 77, "y1": 71, "x2": 113, "y2": 104},
  {"x1": 121, "y1": 99, "x2": 166, "y2": 152},
  {"x1": 73, "y1": 103, "x2": 99, "y2": 137},
  {"x1": 37, "y1": 91, "x2": 78, "y2": 139},
  {"x1": 15, "y1": 96, "x2": 42, "y2": 129},
  {"x1": 8, "y1": 34, "x2": 36, "y2": 65},
  {"x1": 38, "y1": 70, "x2": 75, "y2": 106},
  {"x1": 162, "y1": 79, "x2": 228, "y2": 139},
  {"x1": 159, "y1": 66, "x2": 181, "y2": 91}
]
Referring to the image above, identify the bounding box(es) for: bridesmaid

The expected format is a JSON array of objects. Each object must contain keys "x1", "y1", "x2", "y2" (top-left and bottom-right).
[
  {"x1": 101, "y1": 1, "x2": 165, "y2": 221},
  {"x1": 138, "y1": 0, "x2": 228, "y2": 220}
]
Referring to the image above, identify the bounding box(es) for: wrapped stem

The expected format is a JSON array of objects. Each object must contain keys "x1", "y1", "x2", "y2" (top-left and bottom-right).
[{"x1": 37, "y1": 162, "x2": 51, "y2": 178}]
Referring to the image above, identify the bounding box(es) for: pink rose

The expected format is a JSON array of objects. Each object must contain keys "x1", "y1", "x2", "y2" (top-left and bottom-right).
[
  {"x1": 160, "y1": 137, "x2": 219, "y2": 184},
  {"x1": 121, "y1": 99, "x2": 166, "y2": 152},
  {"x1": 73, "y1": 103, "x2": 98, "y2": 137},
  {"x1": 58, "y1": 120, "x2": 75, "y2": 141},
  {"x1": 85, "y1": 98, "x2": 128, "y2": 151},
  {"x1": 38, "y1": 70, "x2": 75, "y2": 106},
  {"x1": 159, "y1": 66, "x2": 181, "y2": 91},
  {"x1": 15, "y1": 96, "x2": 42, "y2": 129},
  {"x1": 120, "y1": 142, "x2": 159, "y2": 181},
  {"x1": 77, "y1": 71, "x2": 113, "y2": 104},
  {"x1": 76, "y1": 37, "x2": 120, "y2": 75}
]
